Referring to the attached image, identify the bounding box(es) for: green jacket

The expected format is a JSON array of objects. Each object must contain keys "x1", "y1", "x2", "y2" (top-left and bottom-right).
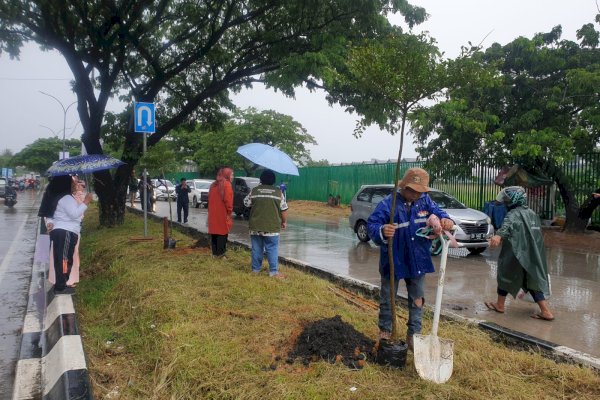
[
  {"x1": 496, "y1": 206, "x2": 550, "y2": 298},
  {"x1": 247, "y1": 185, "x2": 284, "y2": 233}
]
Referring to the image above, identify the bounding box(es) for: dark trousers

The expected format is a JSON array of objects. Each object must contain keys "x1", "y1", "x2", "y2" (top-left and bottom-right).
[
  {"x1": 211, "y1": 234, "x2": 228, "y2": 256},
  {"x1": 50, "y1": 229, "x2": 78, "y2": 291},
  {"x1": 177, "y1": 201, "x2": 189, "y2": 223}
]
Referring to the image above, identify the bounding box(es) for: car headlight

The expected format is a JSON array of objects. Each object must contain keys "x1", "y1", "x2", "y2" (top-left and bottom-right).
[{"x1": 486, "y1": 217, "x2": 491, "y2": 225}]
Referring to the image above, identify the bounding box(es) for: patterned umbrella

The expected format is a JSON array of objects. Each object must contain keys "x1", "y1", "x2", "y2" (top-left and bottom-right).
[{"x1": 46, "y1": 154, "x2": 126, "y2": 176}]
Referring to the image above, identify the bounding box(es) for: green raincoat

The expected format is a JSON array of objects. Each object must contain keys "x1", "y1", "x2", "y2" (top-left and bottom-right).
[{"x1": 496, "y1": 205, "x2": 550, "y2": 298}]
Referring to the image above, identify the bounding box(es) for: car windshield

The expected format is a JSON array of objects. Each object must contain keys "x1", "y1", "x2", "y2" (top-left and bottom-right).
[
  {"x1": 428, "y1": 191, "x2": 466, "y2": 209},
  {"x1": 194, "y1": 181, "x2": 212, "y2": 189},
  {"x1": 154, "y1": 179, "x2": 174, "y2": 188},
  {"x1": 246, "y1": 179, "x2": 260, "y2": 189}
]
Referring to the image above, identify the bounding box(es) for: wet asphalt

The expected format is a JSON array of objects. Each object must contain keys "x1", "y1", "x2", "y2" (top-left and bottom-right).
[
  {"x1": 152, "y1": 200, "x2": 600, "y2": 359},
  {"x1": 0, "y1": 190, "x2": 39, "y2": 399}
]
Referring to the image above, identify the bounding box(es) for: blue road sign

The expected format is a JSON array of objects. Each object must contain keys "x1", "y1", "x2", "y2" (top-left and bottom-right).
[{"x1": 134, "y1": 102, "x2": 156, "y2": 133}]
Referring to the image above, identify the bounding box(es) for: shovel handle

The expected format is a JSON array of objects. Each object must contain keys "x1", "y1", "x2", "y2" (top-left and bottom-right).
[{"x1": 431, "y1": 226, "x2": 456, "y2": 337}]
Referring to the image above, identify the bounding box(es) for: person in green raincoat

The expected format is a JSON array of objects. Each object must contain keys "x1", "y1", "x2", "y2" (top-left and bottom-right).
[{"x1": 484, "y1": 186, "x2": 554, "y2": 321}]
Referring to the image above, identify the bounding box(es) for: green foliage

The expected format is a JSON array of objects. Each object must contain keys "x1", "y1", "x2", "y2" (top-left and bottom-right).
[
  {"x1": 185, "y1": 108, "x2": 316, "y2": 176},
  {"x1": 0, "y1": 148, "x2": 14, "y2": 168},
  {"x1": 0, "y1": 0, "x2": 427, "y2": 225},
  {"x1": 325, "y1": 30, "x2": 445, "y2": 138},
  {"x1": 11, "y1": 137, "x2": 81, "y2": 173},
  {"x1": 412, "y1": 17, "x2": 600, "y2": 175}
]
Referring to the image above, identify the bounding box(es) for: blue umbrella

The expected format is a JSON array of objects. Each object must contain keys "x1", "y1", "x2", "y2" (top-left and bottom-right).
[
  {"x1": 236, "y1": 143, "x2": 299, "y2": 176},
  {"x1": 46, "y1": 154, "x2": 126, "y2": 176}
]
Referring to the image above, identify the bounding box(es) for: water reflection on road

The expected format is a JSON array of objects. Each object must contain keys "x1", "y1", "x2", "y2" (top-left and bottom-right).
[{"x1": 153, "y1": 202, "x2": 600, "y2": 358}]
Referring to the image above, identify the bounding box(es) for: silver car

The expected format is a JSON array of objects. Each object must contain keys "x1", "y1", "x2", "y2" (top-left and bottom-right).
[
  {"x1": 349, "y1": 184, "x2": 494, "y2": 255},
  {"x1": 151, "y1": 178, "x2": 176, "y2": 201},
  {"x1": 188, "y1": 179, "x2": 214, "y2": 208}
]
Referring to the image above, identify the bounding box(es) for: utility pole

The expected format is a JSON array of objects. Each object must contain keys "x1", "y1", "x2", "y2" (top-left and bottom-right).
[{"x1": 39, "y1": 91, "x2": 77, "y2": 160}]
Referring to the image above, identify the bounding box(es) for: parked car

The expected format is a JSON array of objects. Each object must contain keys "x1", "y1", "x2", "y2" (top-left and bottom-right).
[
  {"x1": 151, "y1": 178, "x2": 176, "y2": 201},
  {"x1": 232, "y1": 177, "x2": 260, "y2": 218},
  {"x1": 348, "y1": 184, "x2": 494, "y2": 255},
  {"x1": 188, "y1": 179, "x2": 214, "y2": 208}
]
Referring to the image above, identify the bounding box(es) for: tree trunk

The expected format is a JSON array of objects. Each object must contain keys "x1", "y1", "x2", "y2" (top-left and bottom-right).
[
  {"x1": 87, "y1": 112, "x2": 144, "y2": 227},
  {"x1": 533, "y1": 159, "x2": 588, "y2": 234}
]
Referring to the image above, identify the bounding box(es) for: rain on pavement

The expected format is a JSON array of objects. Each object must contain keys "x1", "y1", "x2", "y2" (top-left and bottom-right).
[
  {"x1": 0, "y1": 190, "x2": 39, "y2": 399},
  {"x1": 151, "y1": 199, "x2": 600, "y2": 359}
]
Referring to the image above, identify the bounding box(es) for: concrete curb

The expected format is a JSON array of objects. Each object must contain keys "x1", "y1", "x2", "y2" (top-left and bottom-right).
[
  {"x1": 12, "y1": 220, "x2": 92, "y2": 400},
  {"x1": 133, "y1": 208, "x2": 600, "y2": 372}
]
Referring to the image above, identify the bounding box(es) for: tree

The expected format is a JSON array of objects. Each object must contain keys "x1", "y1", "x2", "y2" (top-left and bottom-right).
[
  {"x1": 411, "y1": 19, "x2": 600, "y2": 232},
  {"x1": 0, "y1": 0, "x2": 425, "y2": 226},
  {"x1": 321, "y1": 30, "x2": 446, "y2": 340},
  {"x1": 0, "y1": 149, "x2": 14, "y2": 168},
  {"x1": 11, "y1": 137, "x2": 81, "y2": 173},
  {"x1": 182, "y1": 107, "x2": 316, "y2": 176}
]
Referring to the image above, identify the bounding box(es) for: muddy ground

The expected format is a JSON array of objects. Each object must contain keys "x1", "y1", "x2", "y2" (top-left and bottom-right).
[{"x1": 543, "y1": 228, "x2": 600, "y2": 254}]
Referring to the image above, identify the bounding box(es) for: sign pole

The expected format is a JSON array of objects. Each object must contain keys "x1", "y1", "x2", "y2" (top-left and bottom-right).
[
  {"x1": 133, "y1": 101, "x2": 155, "y2": 239},
  {"x1": 143, "y1": 131, "x2": 148, "y2": 237}
]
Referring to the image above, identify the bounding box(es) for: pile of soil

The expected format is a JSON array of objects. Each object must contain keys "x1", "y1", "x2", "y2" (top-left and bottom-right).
[{"x1": 288, "y1": 315, "x2": 375, "y2": 369}]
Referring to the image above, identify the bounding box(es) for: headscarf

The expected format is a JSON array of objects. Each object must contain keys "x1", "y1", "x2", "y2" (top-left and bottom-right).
[
  {"x1": 211, "y1": 167, "x2": 233, "y2": 199},
  {"x1": 496, "y1": 186, "x2": 527, "y2": 209},
  {"x1": 38, "y1": 175, "x2": 74, "y2": 218}
]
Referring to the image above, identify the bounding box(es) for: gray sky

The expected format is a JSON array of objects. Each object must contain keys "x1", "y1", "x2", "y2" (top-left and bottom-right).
[{"x1": 0, "y1": 0, "x2": 597, "y2": 163}]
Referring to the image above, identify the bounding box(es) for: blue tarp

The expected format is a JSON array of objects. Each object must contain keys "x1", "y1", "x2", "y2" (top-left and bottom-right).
[{"x1": 484, "y1": 201, "x2": 508, "y2": 230}]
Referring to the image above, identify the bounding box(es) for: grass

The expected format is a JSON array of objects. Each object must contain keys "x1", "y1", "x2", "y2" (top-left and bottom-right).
[
  {"x1": 77, "y1": 206, "x2": 600, "y2": 399},
  {"x1": 287, "y1": 200, "x2": 350, "y2": 219}
]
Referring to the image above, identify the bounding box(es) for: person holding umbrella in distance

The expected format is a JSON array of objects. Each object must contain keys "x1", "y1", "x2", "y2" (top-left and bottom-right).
[{"x1": 39, "y1": 175, "x2": 93, "y2": 294}]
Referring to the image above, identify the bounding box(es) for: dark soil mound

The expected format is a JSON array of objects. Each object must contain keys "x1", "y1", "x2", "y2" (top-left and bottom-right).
[{"x1": 288, "y1": 315, "x2": 375, "y2": 368}]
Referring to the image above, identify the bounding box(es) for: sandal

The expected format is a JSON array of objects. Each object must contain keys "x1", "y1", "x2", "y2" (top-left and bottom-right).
[{"x1": 484, "y1": 301, "x2": 505, "y2": 313}]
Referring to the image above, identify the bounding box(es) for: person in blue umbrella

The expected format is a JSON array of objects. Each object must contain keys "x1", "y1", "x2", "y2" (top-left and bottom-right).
[
  {"x1": 243, "y1": 169, "x2": 288, "y2": 278},
  {"x1": 38, "y1": 175, "x2": 93, "y2": 295}
]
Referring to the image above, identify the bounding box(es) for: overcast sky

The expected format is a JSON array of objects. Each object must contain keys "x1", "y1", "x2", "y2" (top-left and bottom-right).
[{"x1": 0, "y1": 0, "x2": 597, "y2": 163}]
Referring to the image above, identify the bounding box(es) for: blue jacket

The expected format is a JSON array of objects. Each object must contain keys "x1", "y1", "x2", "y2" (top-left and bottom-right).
[{"x1": 367, "y1": 191, "x2": 450, "y2": 280}]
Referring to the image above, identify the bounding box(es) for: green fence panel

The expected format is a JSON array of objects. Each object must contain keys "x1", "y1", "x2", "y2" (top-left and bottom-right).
[{"x1": 202, "y1": 154, "x2": 600, "y2": 225}]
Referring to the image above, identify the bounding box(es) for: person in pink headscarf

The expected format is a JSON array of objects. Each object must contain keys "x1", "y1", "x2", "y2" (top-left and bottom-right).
[{"x1": 207, "y1": 167, "x2": 234, "y2": 256}]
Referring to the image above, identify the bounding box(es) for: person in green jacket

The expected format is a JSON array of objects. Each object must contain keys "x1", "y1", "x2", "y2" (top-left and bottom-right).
[
  {"x1": 484, "y1": 186, "x2": 554, "y2": 321},
  {"x1": 243, "y1": 169, "x2": 288, "y2": 278}
]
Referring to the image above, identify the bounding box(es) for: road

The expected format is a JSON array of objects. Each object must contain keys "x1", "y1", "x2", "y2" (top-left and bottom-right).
[
  {"x1": 152, "y1": 200, "x2": 600, "y2": 359},
  {"x1": 0, "y1": 190, "x2": 39, "y2": 399}
]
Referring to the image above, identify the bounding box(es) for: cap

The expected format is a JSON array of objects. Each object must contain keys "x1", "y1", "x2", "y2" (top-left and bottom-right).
[{"x1": 399, "y1": 167, "x2": 430, "y2": 193}]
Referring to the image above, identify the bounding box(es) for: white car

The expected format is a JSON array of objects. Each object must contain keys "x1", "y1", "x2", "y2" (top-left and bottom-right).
[
  {"x1": 151, "y1": 178, "x2": 176, "y2": 201},
  {"x1": 188, "y1": 179, "x2": 214, "y2": 208},
  {"x1": 349, "y1": 184, "x2": 494, "y2": 255}
]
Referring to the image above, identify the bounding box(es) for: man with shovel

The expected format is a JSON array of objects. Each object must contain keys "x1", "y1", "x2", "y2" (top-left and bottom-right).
[{"x1": 368, "y1": 168, "x2": 454, "y2": 350}]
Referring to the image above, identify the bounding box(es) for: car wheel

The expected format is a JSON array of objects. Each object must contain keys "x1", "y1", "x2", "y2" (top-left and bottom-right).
[
  {"x1": 468, "y1": 247, "x2": 486, "y2": 255},
  {"x1": 192, "y1": 196, "x2": 199, "y2": 208},
  {"x1": 356, "y1": 221, "x2": 370, "y2": 242}
]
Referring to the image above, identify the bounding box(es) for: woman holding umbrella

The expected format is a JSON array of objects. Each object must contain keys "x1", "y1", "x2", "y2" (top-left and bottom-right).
[{"x1": 39, "y1": 175, "x2": 92, "y2": 294}]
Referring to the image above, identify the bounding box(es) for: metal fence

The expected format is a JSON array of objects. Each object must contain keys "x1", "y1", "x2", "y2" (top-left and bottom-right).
[
  {"x1": 178, "y1": 154, "x2": 598, "y2": 225},
  {"x1": 273, "y1": 154, "x2": 600, "y2": 225}
]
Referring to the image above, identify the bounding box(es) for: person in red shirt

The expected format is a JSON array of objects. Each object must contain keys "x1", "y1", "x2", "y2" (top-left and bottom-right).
[{"x1": 207, "y1": 167, "x2": 234, "y2": 256}]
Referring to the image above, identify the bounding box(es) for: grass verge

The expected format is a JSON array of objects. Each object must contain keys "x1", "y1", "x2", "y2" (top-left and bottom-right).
[{"x1": 77, "y1": 206, "x2": 600, "y2": 399}]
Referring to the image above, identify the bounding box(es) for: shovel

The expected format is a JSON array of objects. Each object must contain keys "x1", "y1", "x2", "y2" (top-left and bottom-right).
[{"x1": 413, "y1": 229, "x2": 455, "y2": 384}]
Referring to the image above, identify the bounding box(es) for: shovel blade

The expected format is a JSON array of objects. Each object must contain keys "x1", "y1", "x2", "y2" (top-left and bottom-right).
[{"x1": 413, "y1": 334, "x2": 454, "y2": 384}]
